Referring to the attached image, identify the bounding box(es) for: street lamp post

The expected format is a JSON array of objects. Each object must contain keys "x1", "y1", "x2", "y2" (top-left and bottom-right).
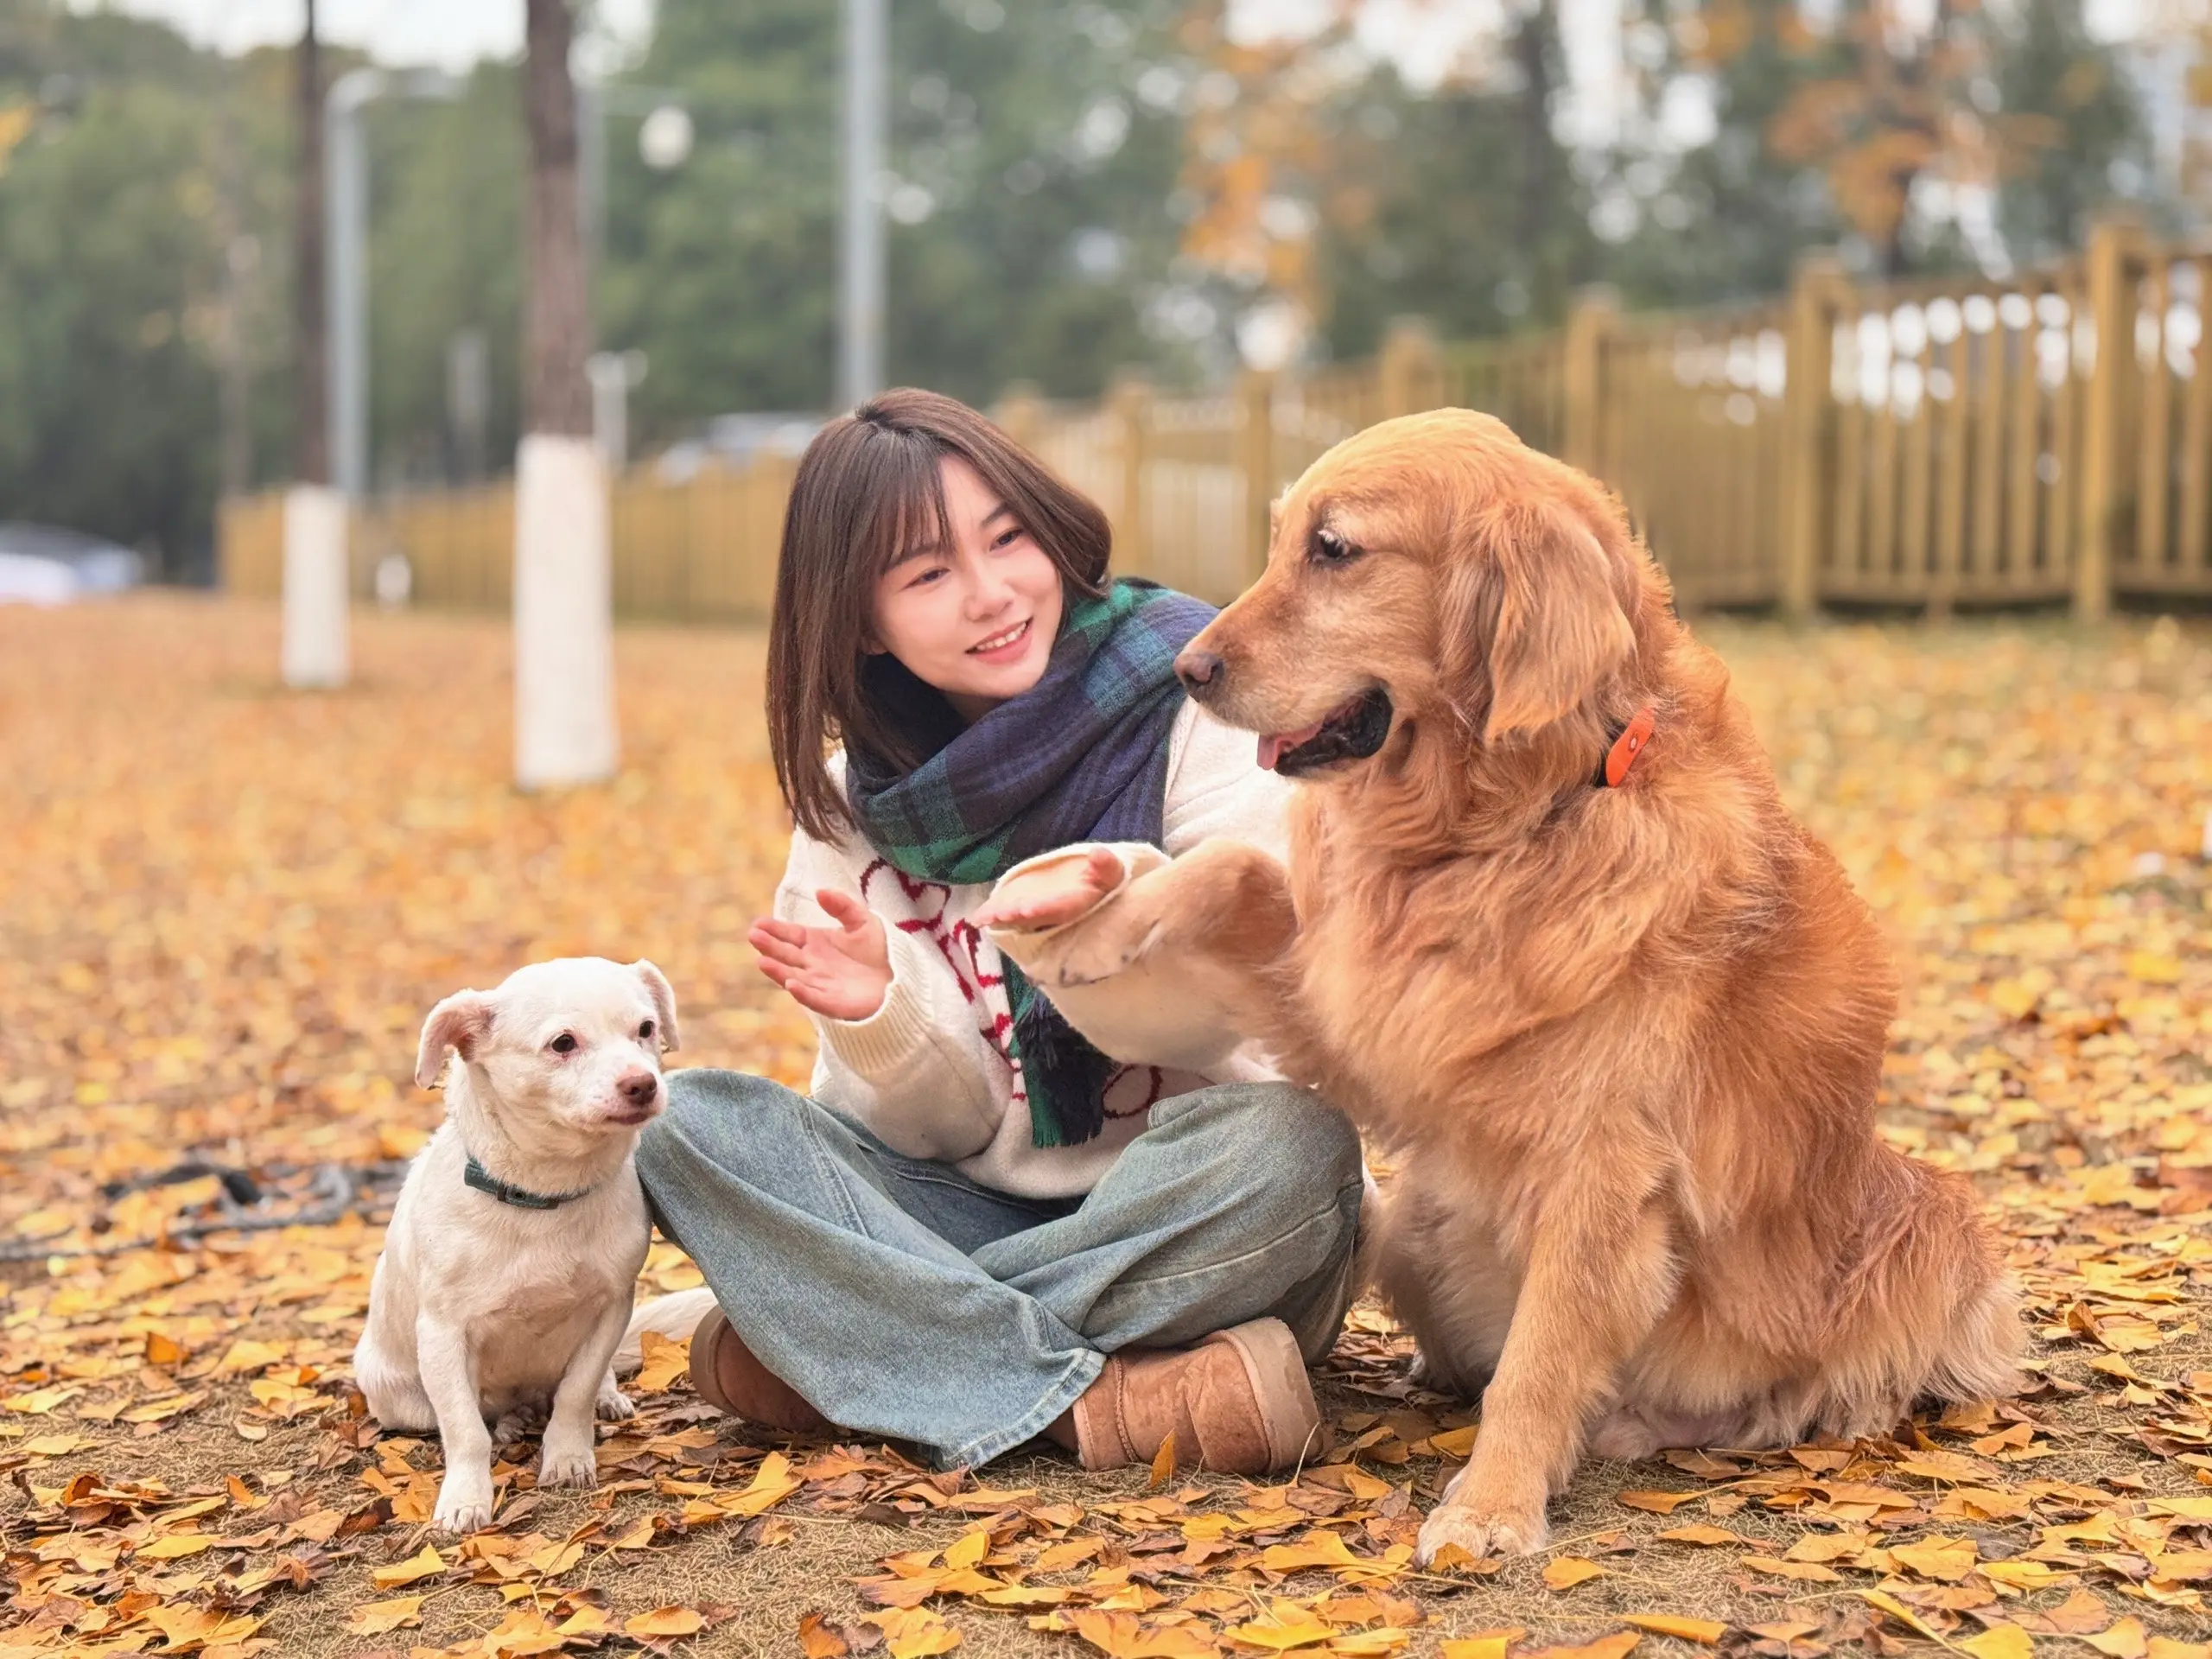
[
  {"x1": 329, "y1": 67, "x2": 461, "y2": 497},
  {"x1": 839, "y1": 0, "x2": 887, "y2": 410},
  {"x1": 281, "y1": 66, "x2": 456, "y2": 690},
  {"x1": 574, "y1": 84, "x2": 686, "y2": 474}
]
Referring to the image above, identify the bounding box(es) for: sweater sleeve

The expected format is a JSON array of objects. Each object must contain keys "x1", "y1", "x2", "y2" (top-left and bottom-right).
[
  {"x1": 1160, "y1": 700, "x2": 1293, "y2": 861},
  {"x1": 773, "y1": 828, "x2": 1007, "y2": 1162}
]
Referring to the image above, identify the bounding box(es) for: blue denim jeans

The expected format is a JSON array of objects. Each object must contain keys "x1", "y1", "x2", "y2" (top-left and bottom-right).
[{"x1": 634, "y1": 1071, "x2": 1364, "y2": 1471}]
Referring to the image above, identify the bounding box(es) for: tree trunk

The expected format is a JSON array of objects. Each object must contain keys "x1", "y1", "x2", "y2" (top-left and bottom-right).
[
  {"x1": 523, "y1": 0, "x2": 593, "y2": 437},
  {"x1": 1515, "y1": 0, "x2": 1554, "y2": 261},
  {"x1": 513, "y1": 0, "x2": 616, "y2": 787},
  {"x1": 292, "y1": 0, "x2": 327, "y2": 484}
]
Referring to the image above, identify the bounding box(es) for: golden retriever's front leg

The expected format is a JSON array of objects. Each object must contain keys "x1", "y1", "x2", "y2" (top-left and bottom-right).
[
  {"x1": 985, "y1": 839, "x2": 1295, "y2": 986},
  {"x1": 1416, "y1": 1181, "x2": 1676, "y2": 1563}
]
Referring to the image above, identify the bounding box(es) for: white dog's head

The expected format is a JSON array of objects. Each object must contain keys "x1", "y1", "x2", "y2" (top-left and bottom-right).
[{"x1": 414, "y1": 957, "x2": 680, "y2": 1131}]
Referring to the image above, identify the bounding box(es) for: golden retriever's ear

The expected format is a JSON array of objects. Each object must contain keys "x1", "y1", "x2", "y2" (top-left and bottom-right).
[{"x1": 1478, "y1": 502, "x2": 1634, "y2": 741}]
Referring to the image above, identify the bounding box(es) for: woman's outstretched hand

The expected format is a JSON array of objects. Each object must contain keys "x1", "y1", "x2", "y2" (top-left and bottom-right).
[
  {"x1": 973, "y1": 846, "x2": 1127, "y2": 932},
  {"x1": 750, "y1": 889, "x2": 893, "y2": 1021}
]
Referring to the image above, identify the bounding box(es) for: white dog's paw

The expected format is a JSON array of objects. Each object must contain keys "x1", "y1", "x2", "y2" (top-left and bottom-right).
[
  {"x1": 594, "y1": 1378, "x2": 635, "y2": 1421},
  {"x1": 432, "y1": 1472, "x2": 497, "y2": 1535},
  {"x1": 1414, "y1": 1489, "x2": 1550, "y2": 1566},
  {"x1": 537, "y1": 1440, "x2": 599, "y2": 1491},
  {"x1": 491, "y1": 1408, "x2": 539, "y2": 1447},
  {"x1": 1408, "y1": 1349, "x2": 1484, "y2": 1399}
]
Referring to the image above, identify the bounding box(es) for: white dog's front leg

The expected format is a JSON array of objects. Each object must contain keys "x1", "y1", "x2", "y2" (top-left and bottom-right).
[
  {"x1": 416, "y1": 1317, "x2": 496, "y2": 1535},
  {"x1": 539, "y1": 1301, "x2": 627, "y2": 1491}
]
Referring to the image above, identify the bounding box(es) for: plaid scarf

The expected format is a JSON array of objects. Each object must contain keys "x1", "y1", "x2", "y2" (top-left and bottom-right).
[{"x1": 845, "y1": 578, "x2": 1216, "y2": 1147}]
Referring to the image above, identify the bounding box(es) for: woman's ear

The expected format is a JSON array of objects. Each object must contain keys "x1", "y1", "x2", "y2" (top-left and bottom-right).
[{"x1": 1478, "y1": 501, "x2": 1635, "y2": 743}]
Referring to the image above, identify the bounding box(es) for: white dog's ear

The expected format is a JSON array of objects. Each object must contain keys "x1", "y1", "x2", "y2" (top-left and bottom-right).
[
  {"x1": 416, "y1": 991, "x2": 493, "y2": 1090},
  {"x1": 1474, "y1": 502, "x2": 1634, "y2": 742},
  {"x1": 632, "y1": 959, "x2": 680, "y2": 1053}
]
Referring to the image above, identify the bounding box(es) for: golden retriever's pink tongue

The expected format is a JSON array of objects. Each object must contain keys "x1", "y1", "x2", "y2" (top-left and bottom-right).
[{"x1": 1259, "y1": 721, "x2": 1326, "y2": 772}]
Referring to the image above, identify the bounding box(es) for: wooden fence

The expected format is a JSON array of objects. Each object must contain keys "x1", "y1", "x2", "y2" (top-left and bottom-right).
[{"x1": 220, "y1": 216, "x2": 2212, "y2": 621}]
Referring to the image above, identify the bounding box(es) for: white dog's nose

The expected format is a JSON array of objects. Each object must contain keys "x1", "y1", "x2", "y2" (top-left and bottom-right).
[{"x1": 615, "y1": 1070, "x2": 659, "y2": 1110}]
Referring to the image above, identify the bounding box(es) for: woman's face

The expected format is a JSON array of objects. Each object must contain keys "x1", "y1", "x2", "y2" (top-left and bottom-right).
[{"x1": 871, "y1": 455, "x2": 1065, "y2": 722}]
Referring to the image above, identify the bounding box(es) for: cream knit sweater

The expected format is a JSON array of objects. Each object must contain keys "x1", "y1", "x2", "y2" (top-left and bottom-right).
[{"x1": 774, "y1": 701, "x2": 1290, "y2": 1198}]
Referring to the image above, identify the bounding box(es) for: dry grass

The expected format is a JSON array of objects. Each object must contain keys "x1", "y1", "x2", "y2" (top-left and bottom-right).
[{"x1": 4, "y1": 596, "x2": 2211, "y2": 1657}]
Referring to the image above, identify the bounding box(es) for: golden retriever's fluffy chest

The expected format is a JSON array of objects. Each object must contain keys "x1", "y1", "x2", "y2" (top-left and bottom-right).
[{"x1": 1287, "y1": 841, "x2": 1493, "y2": 1144}]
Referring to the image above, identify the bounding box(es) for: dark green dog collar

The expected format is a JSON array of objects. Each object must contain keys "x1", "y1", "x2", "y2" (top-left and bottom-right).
[{"x1": 462, "y1": 1153, "x2": 597, "y2": 1210}]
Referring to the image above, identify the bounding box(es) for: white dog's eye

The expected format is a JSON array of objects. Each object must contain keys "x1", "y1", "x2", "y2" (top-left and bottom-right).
[
  {"x1": 639, "y1": 1020, "x2": 656, "y2": 1041},
  {"x1": 549, "y1": 1033, "x2": 577, "y2": 1054}
]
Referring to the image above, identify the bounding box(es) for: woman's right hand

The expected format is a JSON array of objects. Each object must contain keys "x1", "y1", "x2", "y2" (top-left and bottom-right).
[{"x1": 750, "y1": 889, "x2": 893, "y2": 1021}]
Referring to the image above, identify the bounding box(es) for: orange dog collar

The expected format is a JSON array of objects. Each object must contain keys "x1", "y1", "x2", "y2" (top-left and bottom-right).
[{"x1": 1597, "y1": 702, "x2": 1657, "y2": 789}]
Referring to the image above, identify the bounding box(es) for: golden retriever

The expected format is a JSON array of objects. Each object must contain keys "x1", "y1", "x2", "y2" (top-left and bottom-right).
[{"x1": 980, "y1": 409, "x2": 2021, "y2": 1562}]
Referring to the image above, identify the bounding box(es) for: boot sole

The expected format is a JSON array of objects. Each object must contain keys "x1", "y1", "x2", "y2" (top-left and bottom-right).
[
  {"x1": 1211, "y1": 1317, "x2": 1323, "y2": 1471},
  {"x1": 688, "y1": 1305, "x2": 740, "y2": 1415}
]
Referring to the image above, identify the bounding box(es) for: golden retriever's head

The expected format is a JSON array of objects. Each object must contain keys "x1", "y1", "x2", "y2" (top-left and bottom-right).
[{"x1": 1175, "y1": 409, "x2": 1645, "y2": 779}]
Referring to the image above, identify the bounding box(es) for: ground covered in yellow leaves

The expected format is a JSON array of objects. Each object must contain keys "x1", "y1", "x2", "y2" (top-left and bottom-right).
[{"x1": 3, "y1": 595, "x2": 2209, "y2": 1659}]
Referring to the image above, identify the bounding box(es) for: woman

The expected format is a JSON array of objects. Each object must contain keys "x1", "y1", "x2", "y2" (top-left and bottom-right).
[{"x1": 634, "y1": 388, "x2": 1363, "y2": 1475}]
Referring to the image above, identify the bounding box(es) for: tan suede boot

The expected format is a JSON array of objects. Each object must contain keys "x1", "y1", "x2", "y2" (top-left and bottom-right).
[
  {"x1": 1071, "y1": 1318, "x2": 1321, "y2": 1474},
  {"x1": 688, "y1": 1306, "x2": 831, "y2": 1433}
]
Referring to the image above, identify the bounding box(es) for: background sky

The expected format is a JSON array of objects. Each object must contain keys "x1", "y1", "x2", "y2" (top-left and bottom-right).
[
  {"x1": 97, "y1": 0, "x2": 1531, "y2": 82},
  {"x1": 86, "y1": 0, "x2": 2155, "y2": 157}
]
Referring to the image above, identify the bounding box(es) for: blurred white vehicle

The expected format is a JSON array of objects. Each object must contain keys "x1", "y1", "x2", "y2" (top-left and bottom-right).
[{"x1": 0, "y1": 524, "x2": 144, "y2": 605}]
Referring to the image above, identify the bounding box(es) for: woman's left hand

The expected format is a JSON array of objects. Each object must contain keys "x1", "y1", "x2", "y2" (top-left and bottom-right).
[{"x1": 750, "y1": 889, "x2": 894, "y2": 1020}]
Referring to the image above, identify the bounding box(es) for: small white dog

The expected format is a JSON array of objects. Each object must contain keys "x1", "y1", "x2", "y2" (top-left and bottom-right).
[{"x1": 353, "y1": 957, "x2": 678, "y2": 1534}]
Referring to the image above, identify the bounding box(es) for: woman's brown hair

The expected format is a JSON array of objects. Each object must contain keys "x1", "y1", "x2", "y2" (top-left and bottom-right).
[{"x1": 766, "y1": 387, "x2": 1112, "y2": 842}]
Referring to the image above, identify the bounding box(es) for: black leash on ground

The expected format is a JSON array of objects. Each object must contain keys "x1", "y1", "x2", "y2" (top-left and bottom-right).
[{"x1": 0, "y1": 1159, "x2": 412, "y2": 1263}]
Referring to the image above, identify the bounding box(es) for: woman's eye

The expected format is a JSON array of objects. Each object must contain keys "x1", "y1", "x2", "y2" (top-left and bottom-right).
[
  {"x1": 992, "y1": 527, "x2": 1025, "y2": 550},
  {"x1": 550, "y1": 1033, "x2": 577, "y2": 1054},
  {"x1": 639, "y1": 1020, "x2": 656, "y2": 1040}
]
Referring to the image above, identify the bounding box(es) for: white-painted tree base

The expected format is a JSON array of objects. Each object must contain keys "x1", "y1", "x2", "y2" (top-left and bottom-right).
[
  {"x1": 512, "y1": 433, "x2": 618, "y2": 789},
  {"x1": 281, "y1": 485, "x2": 350, "y2": 689}
]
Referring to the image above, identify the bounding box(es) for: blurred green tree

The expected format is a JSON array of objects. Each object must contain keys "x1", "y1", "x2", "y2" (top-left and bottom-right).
[
  {"x1": 1317, "y1": 1, "x2": 1598, "y2": 356},
  {"x1": 0, "y1": 22, "x2": 222, "y2": 572},
  {"x1": 1990, "y1": 0, "x2": 2150, "y2": 263},
  {"x1": 369, "y1": 67, "x2": 527, "y2": 485},
  {"x1": 596, "y1": 0, "x2": 1195, "y2": 435}
]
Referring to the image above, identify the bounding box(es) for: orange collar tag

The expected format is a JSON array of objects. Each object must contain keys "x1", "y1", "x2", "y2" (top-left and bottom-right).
[{"x1": 1601, "y1": 703, "x2": 1657, "y2": 788}]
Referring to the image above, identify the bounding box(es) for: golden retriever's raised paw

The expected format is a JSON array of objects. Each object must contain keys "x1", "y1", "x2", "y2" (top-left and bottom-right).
[
  {"x1": 1414, "y1": 1490, "x2": 1550, "y2": 1564},
  {"x1": 973, "y1": 847, "x2": 1130, "y2": 935}
]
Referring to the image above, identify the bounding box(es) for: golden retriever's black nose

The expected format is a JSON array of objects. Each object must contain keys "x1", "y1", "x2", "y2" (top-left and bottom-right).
[
  {"x1": 617, "y1": 1071, "x2": 659, "y2": 1107},
  {"x1": 1176, "y1": 647, "x2": 1224, "y2": 700}
]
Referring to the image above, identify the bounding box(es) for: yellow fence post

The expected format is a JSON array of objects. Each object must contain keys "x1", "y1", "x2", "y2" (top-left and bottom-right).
[
  {"x1": 2076, "y1": 215, "x2": 2140, "y2": 624},
  {"x1": 1562, "y1": 286, "x2": 1618, "y2": 475},
  {"x1": 1235, "y1": 366, "x2": 1276, "y2": 586},
  {"x1": 1378, "y1": 318, "x2": 1442, "y2": 420},
  {"x1": 1781, "y1": 251, "x2": 1847, "y2": 623},
  {"x1": 996, "y1": 383, "x2": 1046, "y2": 453},
  {"x1": 1107, "y1": 372, "x2": 1152, "y2": 578}
]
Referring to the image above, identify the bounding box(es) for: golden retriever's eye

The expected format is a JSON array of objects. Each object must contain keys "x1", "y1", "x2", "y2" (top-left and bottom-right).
[
  {"x1": 1308, "y1": 524, "x2": 1360, "y2": 565},
  {"x1": 639, "y1": 1020, "x2": 656, "y2": 1041},
  {"x1": 549, "y1": 1033, "x2": 577, "y2": 1054}
]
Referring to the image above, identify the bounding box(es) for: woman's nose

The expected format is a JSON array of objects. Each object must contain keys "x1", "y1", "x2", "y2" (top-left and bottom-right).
[{"x1": 963, "y1": 556, "x2": 1016, "y2": 614}]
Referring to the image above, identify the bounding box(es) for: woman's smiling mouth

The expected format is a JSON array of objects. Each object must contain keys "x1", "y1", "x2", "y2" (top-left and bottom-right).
[{"x1": 968, "y1": 619, "x2": 1032, "y2": 658}]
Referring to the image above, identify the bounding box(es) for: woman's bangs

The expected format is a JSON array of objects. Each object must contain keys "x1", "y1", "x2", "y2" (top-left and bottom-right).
[{"x1": 861, "y1": 434, "x2": 955, "y2": 581}]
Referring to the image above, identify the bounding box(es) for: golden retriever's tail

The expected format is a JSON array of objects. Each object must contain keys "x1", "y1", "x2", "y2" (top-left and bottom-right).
[{"x1": 1813, "y1": 1154, "x2": 2024, "y2": 1436}]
